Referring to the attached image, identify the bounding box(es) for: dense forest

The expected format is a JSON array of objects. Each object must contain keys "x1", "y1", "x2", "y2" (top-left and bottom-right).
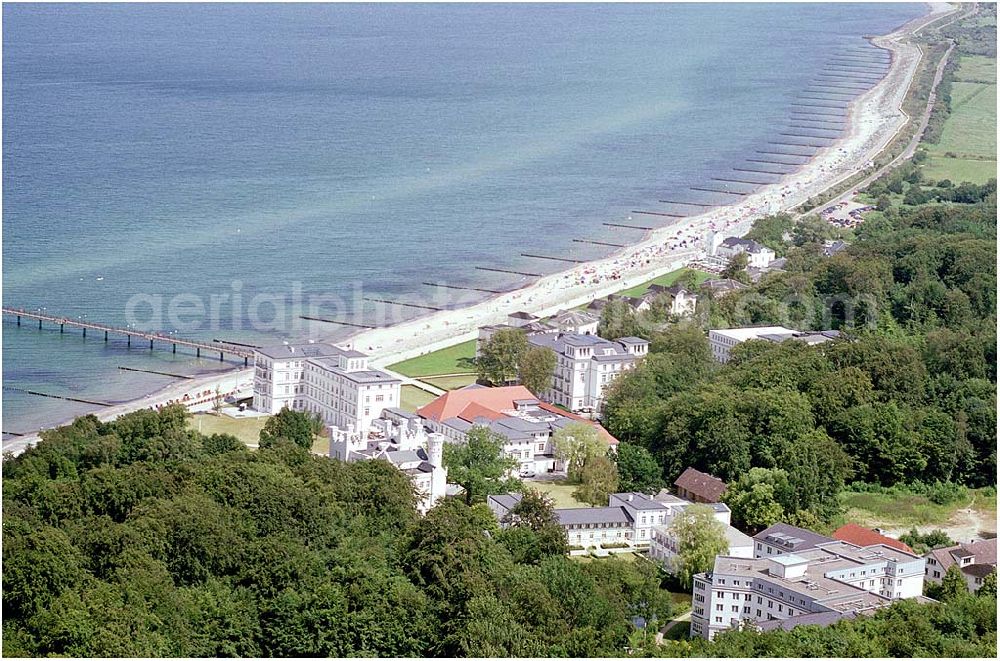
[
  {"x1": 1, "y1": 407, "x2": 674, "y2": 657},
  {"x1": 602, "y1": 184, "x2": 997, "y2": 530}
]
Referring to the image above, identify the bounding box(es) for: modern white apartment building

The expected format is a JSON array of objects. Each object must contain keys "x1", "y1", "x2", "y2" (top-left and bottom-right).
[
  {"x1": 691, "y1": 540, "x2": 926, "y2": 640},
  {"x1": 329, "y1": 409, "x2": 447, "y2": 515},
  {"x1": 527, "y1": 332, "x2": 648, "y2": 416},
  {"x1": 709, "y1": 327, "x2": 841, "y2": 363},
  {"x1": 253, "y1": 343, "x2": 401, "y2": 431}
]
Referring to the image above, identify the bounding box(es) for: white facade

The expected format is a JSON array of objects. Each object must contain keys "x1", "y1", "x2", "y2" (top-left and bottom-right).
[
  {"x1": 488, "y1": 491, "x2": 672, "y2": 551},
  {"x1": 329, "y1": 411, "x2": 447, "y2": 515},
  {"x1": 924, "y1": 539, "x2": 997, "y2": 592},
  {"x1": 527, "y1": 333, "x2": 648, "y2": 416},
  {"x1": 253, "y1": 343, "x2": 400, "y2": 431},
  {"x1": 691, "y1": 541, "x2": 925, "y2": 640},
  {"x1": 649, "y1": 503, "x2": 753, "y2": 572},
  {"x1": 715, "y1": 237, "x2": 776, "y2": 269},
  {"x1": 708, "y1": 327, "x2": 800, "y2": 363}
]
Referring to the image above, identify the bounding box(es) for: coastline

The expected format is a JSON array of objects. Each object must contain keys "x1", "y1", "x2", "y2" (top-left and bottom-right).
[{"x1": 2, "y1": 3, "x2": 953, "y2": 455}]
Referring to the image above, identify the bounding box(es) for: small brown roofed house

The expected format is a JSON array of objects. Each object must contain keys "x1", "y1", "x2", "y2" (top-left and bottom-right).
[{"x1": 674, "y1": 467, "x2": 727, "y2": 503}]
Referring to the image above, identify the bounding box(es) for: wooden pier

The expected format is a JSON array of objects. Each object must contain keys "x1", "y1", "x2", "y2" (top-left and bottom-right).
[{"x1": 3, "y1": 307, "x2": 255, "y2": 365}]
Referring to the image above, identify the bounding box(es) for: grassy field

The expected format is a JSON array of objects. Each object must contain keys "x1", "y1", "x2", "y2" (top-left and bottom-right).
[
  {"x1": 188, "y1": 412, "x2": 328, "y2": 455},
  {"x1": 421, "y1": 374, "x2": 477, "y2": 391},
  {"x1": 921, "y1": 55, "x2": 997, "y2": 184},
  {"x1": 531, "y1": 479, "x2": 591, "y2": 508},
  {"x1": 387, "y1": 339, "x2": 477, "y2": 377},
  {"x1": 188, "y1": 413, "x2": 267, "y2": 445},
  {"x1": 617, "y1": 268, "x2": 713, "y2": 298},
  {"x1": 840, "y1": 487, "x2": 996, "y2": 529},
  {"x1": 400, "y1": 384, "x2": 437, "y2": 412}
]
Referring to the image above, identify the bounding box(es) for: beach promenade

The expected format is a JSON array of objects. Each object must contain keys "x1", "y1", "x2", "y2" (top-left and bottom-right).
[{"x1": 2, "y1": 3, "x2": 956, "y2": 456}]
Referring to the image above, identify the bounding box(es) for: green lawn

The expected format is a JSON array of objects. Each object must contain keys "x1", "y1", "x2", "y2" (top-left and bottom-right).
[
  {"x1": 953, "y1": 55, "x2": 997, "y2": 83},
  {"x1": 920, "y1": 55, "x2": 997, "y2": 184},
  {"x1": 388, "y1": 339, "x2": 477, "y2": 377},
  {"x1": 188, "y1": 413, "x2": 267, "y2": 445},
  {"x1": 530, "y1": 479, "x2": 592, "y2": 508},
  {"x1": 617, "y1": 268, "x2": 713, "y2": 298},
  {"x1": 188, "y1": 412, "x2": 329, "y2": 455},
  {"x1": 400, "y1": 384, "x2": 437, "y2": 412},
  {"x1": 920, "y1": 157, "x2": 997, "y2": 185},
  {"x1": 421, "y1": 374, "x2": 477, "y2": 391}
]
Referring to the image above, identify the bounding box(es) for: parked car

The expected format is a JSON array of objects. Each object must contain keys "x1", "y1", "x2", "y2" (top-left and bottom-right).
[{"x1": 520, "y1": 469, "x2": 537, "y2": 478}]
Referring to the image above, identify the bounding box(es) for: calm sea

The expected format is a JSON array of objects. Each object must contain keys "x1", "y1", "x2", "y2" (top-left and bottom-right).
[{"x1": 2, "y1": 3, "x2": 924, "y2": 436}]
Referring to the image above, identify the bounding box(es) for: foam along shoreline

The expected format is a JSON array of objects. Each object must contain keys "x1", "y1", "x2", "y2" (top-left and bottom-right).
[{"x1": 2, "y1": 3, "x2": 953, "y2": 455}]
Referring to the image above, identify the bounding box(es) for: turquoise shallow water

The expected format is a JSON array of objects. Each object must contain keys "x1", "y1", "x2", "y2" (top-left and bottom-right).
[{"x1": 2, "y1": 3, "x2": 924, "y2": 436}]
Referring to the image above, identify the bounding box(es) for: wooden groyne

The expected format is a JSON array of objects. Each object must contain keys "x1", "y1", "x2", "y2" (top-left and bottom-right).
[
  {"x1": 364, "y1": 297, "x2": 445, "y2": 312},
  {"x1": 2, "y1": 307, "x2": 254, "y2": 364},
  {"x1": 712, "y1": 176, "x2": 772, "y2": 186},
  {"x1": 603, "y1": 222, "x2": 654, "y2": 230},
  {"x1": 788, "y1": 125, "x2": 840, "y2": 133},
  {"x1": 118, "y1": 366, "x2": 193, "y2": 380},
  {"x1": 755, "y1": 148, "x2": 813, "y2": 157},
  {"x1": 2, "y1": 385, "x2": 112, "y2": 407},
  {"x1": 572, "y1": 238, "x2": 627, "y2": 248},
  {"x1": 630, "y1": 210, "x2": 686, "y2": 218},
  {"x1": 658, "y1": 199, "x2": 714, "y2": 207},
  {"x1": 521, "y1": 253, "x2": 587, "y2": 264},
  {"x1": 299, "y1": 315, "x2": 376, "y2": 329},
  {"x1": 745, "y1": 158, "x2": 799, "y2": 166},
  {"x1": 475, "y1": 266, "x2": 544, "y2": 277},
  {"x1": 422, "y1": 282, "x2": 506, "y2": 294},
  {"x1": 734, "y1": 166, "x2": 789, "y2": 175},
  {"x1": 791, "y1": 102, "x2": 848, "y2": 110},
  {"x1": 779, "y1": 132, "x2": 835, "y2": 140},
  {"x1": 690, "y1": 186, "x2": 748, "y2": 196},
  {"x1": 768, "y1": 139, "x2": 828, "y2": 149}
]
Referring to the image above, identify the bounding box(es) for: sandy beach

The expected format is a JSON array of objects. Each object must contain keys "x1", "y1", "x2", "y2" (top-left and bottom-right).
[{"x1": 2, "y1": 3, "x2": 953, "y2": 456}]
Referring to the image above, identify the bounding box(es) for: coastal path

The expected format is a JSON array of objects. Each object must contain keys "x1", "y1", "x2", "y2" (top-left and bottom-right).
[
  {"x1": 2, "y1": 307, "x2": 255, "y2": 365},
  {"x1": 797, "y1": 3, "x2": 966, "y2": 218}
]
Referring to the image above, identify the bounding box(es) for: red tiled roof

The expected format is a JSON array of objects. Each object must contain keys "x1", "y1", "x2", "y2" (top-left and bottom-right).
[
  {"x1": 673, "y1": 467, "x2": 727, "y2": 502},
  {"x1": 833, "y1": 524, "x2": 915, "y2": 554},
  {"x1": 417, "y1": 385, "x2": 537, "y2": 422},
  {"x1": 415, "y1": 384, "x2": 618, "y2": 445}
]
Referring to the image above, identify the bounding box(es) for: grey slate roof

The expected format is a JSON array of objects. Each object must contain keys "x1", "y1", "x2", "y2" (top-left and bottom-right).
[
  {"x1": 756, "y1": 611, "x2": 856, "y2": 632},
  {"x1": 754, "y1": 523, "x2": 835, "y2": 551},
  {"x1": 256, "y1": 342, "x2": 345, "y2": 360},
  {"x1": 556, "y1": 507, "x2": 633, "y2": 526}
]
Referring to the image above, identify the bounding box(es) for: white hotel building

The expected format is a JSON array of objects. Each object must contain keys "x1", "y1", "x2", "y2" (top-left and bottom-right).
[
  {"x1": 527, "y1": 332, "x2": 648, "y2": 416},
  {"x1": 253, "y1": 343, "x2": 400, "y2": 432}
]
